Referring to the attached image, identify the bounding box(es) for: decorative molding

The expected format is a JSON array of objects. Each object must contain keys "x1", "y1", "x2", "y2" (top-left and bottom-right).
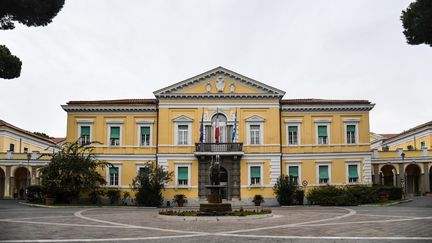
[
  {"x1": 343, "y1": 118, "x2": 360, "y2": 123},
  {"x1": 245, "y1": 115, "x2": 265, "y2": 122},
  {"x1": 106, "y1": 119, "x2": 124, "y2": 124},
  {"x1": 284, "y1": 119, "x2": 303, "y2": 124},
  {"x1": 314, "y1": 118, "x2": 332, "y2": 123},
  {"x1": 136, "y1": 119, "x2": 154, "y2": 124},
  {"x1": 76, "y1": 119, "x2": 94, "y2": 124}
]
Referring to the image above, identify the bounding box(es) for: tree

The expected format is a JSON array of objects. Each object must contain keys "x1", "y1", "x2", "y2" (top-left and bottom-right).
[
  {"x1": 39, "y1": 141, "x2": 109, "y2": 203},
  {"x1": 132, "y1": 163, "x2": 173, "y2": 207},
  {"x1": 401, "y1": 0, "x2": 432, "y2": 47},
  {"x1": 0, "y1": 0, "x2": 65, "y2": 79},
  {"x1": 0, "y1": 45, "x2": 22, "y2": 79},
  {"x1": 273, "y1": 175, "x2": 297, "y2": 205}
]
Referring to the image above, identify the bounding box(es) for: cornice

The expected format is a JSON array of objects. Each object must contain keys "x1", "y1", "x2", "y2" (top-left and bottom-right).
[
  {"x1": 61, "y1": 105, "x2": 157, "y2": 113},
  {"x1": 156, "y1": 93, "x2": 283, "y2": 100},
  {"x1": 281, "y1": 104, "x2": 375, "y2": 112}
]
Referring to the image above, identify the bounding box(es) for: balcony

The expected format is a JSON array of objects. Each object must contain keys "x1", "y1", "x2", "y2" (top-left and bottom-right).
[{"x1": 194, "y1": 143, "x2": 244, "y2": 156}]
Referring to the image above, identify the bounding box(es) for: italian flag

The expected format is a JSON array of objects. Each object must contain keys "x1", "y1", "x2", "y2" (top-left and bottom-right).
[{"x1": 215, "y1": 110, "x2": 220, "y2": 143}]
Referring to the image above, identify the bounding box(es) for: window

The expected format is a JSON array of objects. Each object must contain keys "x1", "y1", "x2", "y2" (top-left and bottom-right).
[
  {"x1": 79, "y1": 126, "x2": 91, "y2": 145},
  {"x1": 250, "y1": 166, "x2": 261, "y2": 185},
  {"x1": 288, "y1": 126, "x2": 298, "y2": 145},
  {"x1": 348, "y1": 164, "x2": 359, "y2": 183},
  {"x1": 318, "y1": 165, "x2": 329, "y2": 184},
  {"x1": 177, "y1": 166, "x2": 188, "y2": 185},
  {"x1": 9, "y1": 144, "x2": 14, "y2": 152},
  {"x1": 109, "y1": 167, "x2": 119, "y2": 186},
  {"x1": 249, "y1": 125, "x2": 261, "y2": 145},
  {"x1": 138, "y1": 166, "x2": 150, "y2": 176},
  {"x1": 177, "y1": 125, "x2": 189, "y2": 145},
  {"x1": 317, "y1": 125, "x2": 328, "y2": 144},
  {"x1": 109, "y1": 126, "x2": 121, "y2": 146},
  {"x1": 421, "y1": 141, "x2": 426, "y2": 149},
  {"x1": 23, "y1": 147, "x2": 28, "y2": 153},
  {"x1": 346, "y1": 125, "x2": 356, "y2": 144},
  {"x1": 288, "y1": 165, "x2": 299, "y2": 185},
  {"x1": 140, "y1": 126, "x2": 151, "y2": 146}
]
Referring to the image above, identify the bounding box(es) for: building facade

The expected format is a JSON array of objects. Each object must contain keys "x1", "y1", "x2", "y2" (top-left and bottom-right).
[
  {"x1": 371, "y1": 121, "x2": 432, "y2": 196},
  {"x1": 62, "y1": 67, "x2": 375, "y2": 205},
  {"x1": 0, "y1": 120, "x2": 57, "y2": 199}
]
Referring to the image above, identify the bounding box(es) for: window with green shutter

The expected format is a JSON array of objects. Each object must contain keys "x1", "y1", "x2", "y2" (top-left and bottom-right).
[
  {"x1": 110, "y1": 126, "x2": 120, "y2": 146},
  {"x1": 80, "y1": 126, "x2": 91, "y2": 144},
  {"x1": 250, "y1": 166, "x2": 261, "y2": 185},
  {"x1": 289, "y1": 166, "x2": 299, "y2": 184},
  {"x1": 288, "y1": 126, "x2": 298, "y2": 145},
  {"x1": 346, "y1": 125, "x2": 356, "y2": 144},
  {"x1": 178, "y1": 166, "x2": 188, "y2": 185},
  {"x1": 109, "y1": 167, "x2": 119, "y2": 186},
  {"x1": 140, "y1": 126, "x2": 151, "y2": 146},
  {"x1": 348, "y1": 164, "x2": 359, "y2": 183},
  {"x1": 319, "y1": 165, "x2": 329, "y2": 184},
  {"x1": 317, "y1": 125, "x2": 328, "y2": 144}
]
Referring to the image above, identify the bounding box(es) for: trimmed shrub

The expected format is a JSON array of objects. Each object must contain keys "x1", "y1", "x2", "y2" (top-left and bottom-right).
[
  {"x1": 374, "y1": 185, "x2": 403, "y2": 200},
  {"x1": 106, "y1": 188, "x2": 121, "y2": 205},
  {"x1": 273, "y1": 175, "x2": 297, "y2": 205},
  {"x1": 295, "y1": 188, "x2": 304, "y2": 205},
  {"x1": 26, "y1": 185, "x2": 44, "y2": 203}
]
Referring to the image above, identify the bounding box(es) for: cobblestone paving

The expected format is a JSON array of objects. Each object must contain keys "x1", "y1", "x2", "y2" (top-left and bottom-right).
[{"x1": 0, "y1": 198, "x2": 432, "y2": 243}]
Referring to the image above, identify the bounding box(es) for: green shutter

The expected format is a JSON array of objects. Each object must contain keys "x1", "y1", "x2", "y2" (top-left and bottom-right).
[
  {"x1": 251, "y1": 166, "x2": 261, "y2": 178},
  {"x1": 178, "y1": 167, "x2": 188, "y2": 180},
  {"x1": 288, "y1": 126, "x2": 297, "y2": 132},
  {"x1": 110, "y1": 127, "x2": 120, "y2": 139},
  {"x1": 178, "y1": 125, "x2": 188, "y2": 130},
  {"x1": 318, "y1": 126, "x2": 327, "y2": 136},
  {"x1": 289, "y1": 166, "x2": 298, "y2": 177},
  {"x1": 141, "y1": 126, "x2": 150, "y2": 135},
  {"x1": 347, "y1": 125, "x2": 356, "y2": 133},
  {"x1": 109, "y1": 167, "x2": 118, "y2": 174},
  {"x1": 348, "y1": 165, "x2": 358, "y2": 178},
  {"x1": 319, "y1": 166, "x2": 329, "y2": 179},
  {"x1": 81, "y1": 126, "x2": 90, "y2": 136}
]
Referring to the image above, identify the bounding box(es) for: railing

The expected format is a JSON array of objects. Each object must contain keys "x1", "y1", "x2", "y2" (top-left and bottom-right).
[{"x1": 195, "y1": 143, "x2": 243, "y2": 153}]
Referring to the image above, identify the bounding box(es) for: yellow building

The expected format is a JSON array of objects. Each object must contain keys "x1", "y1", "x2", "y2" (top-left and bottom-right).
[
  {"x1": 0, "y1": 120, "x2": 58, "y2": 199},
  {"x1": 62, "y1": 67, "x2": 375, "y2": 205},
  {"x1": 371, "y1": 121, "x2": 432, "y2": 196}
]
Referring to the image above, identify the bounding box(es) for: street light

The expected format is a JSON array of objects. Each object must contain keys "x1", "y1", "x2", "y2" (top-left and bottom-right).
[{"x1": 26, "y1": 153, "x2": 31, "y2": 198}]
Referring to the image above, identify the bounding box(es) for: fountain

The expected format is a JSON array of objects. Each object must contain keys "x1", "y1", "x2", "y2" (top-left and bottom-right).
[{"x1": 199, "y1": 155, "x2": 232, "y2": 214}]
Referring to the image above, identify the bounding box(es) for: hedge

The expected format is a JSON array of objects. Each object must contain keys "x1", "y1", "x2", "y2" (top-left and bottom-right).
[{"x1": 306, "y1": 185, "x2": 402, "y2": 206}]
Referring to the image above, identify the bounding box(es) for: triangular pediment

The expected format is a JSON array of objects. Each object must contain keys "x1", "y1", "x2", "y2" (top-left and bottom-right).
[
  {"x1": 172, "y1": 115, "x2": 193, "y2": 122},
  {"x1": 245, "y1": 115, "x2": 265, "y2": 122},
  {"x1": 153, "y1": 67, "x2": 285, "y2": 99}
]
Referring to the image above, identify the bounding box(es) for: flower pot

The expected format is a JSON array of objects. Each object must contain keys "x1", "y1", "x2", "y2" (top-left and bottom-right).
[
  {"x1": 177, "y1": 200, "x2": 184, "y2": 207},
  {"x1": 254, "y1": 201, "x2": 261, "y2": 206},
  {"x1": 45, "y1": 197, "x2": 55, "y2": 205}
]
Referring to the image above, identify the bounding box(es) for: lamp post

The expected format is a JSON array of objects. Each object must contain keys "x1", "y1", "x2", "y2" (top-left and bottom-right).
[{"x1": 26, "y1": 153, "x2": 31, "y2": 198}]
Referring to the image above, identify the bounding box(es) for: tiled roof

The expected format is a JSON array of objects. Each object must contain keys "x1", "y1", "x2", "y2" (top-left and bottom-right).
[
  {"x1": 380, "y1": 134, "x2": 398, "y2": 139},
  {"x1": 67, "y1": 99, "x2": 158, "y2": 105},
  {"x1": 0, "y1": 120, "x2": 56, "y2": 144},
  {"x1": 51, "y1": 137, "x2": 66, "y2": 144},
  {"x1": 281, "y1": 99, "x2": 371, "y2": 105}
]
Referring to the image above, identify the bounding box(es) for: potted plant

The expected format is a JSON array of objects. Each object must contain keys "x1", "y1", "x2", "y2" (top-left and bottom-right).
[
  {"x1": 252, "y1": 194, "x2": 264, "y2": 206},
  {"x1": 173, "y1": 194, "x2": 187, "y2": 207}
]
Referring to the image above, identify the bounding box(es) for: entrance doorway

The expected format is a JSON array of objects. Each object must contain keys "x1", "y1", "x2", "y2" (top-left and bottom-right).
[
  {"x1": 380, "y1": 165, "x2": 396, "y2": 186},
  {"x1": 405, "y1": 164, "x2": 420, "y2": 195},
  {"x1": 219, "y1": 167, "x2": 228, "y2": 200},
  {"x1": 14, "y1": 167, "x2": 29, "y2": 199},
  {"x1": 0, "y1": 168, "x2": 5, "y2": 199}
]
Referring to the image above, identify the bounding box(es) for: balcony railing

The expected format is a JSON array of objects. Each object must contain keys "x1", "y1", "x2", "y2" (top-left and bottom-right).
[{"x1": 195, "y1": 143, "x2": 243, "y2": 153}]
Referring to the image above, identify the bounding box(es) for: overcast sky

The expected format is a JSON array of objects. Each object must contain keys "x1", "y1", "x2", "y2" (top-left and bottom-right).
[{"x1": 1, "y1": 0, "x2": 430, "y2": 137}]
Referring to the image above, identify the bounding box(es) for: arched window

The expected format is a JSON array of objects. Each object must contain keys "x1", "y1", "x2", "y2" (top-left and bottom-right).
[{"x1": 203, "y1": 113, "x2": 233, "y2": 143}]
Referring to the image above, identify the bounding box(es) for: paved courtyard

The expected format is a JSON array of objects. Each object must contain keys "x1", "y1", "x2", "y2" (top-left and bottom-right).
[{"x1": 1, "y1": 198, "x2": 432, "y2": 243}]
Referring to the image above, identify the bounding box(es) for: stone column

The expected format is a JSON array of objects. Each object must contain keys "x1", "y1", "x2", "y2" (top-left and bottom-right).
[
  {"x1": 373, "y1": 164, "x2": 380, "y2": 184},
  {"x1": 4, "y1": 166, "x2": 12, "y2": 198},
  {"x1": 398, "y1": 163, "x2": 405, "y2": 188},
  {"x1": 423, "y1": 163, "x2": 430, "y2": 194}
]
